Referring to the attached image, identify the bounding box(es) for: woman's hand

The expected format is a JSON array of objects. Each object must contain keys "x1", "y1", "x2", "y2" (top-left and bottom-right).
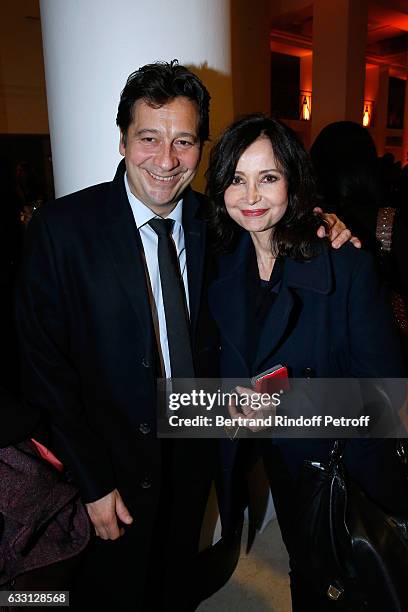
[
  {"x1": 228, "y1": 385, "x2": 276, "y2": 433},
  {"x1": 313, "y1": 207, "x2": 361, "y2": 249}
]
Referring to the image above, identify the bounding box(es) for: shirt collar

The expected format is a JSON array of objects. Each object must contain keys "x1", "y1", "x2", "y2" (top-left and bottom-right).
[{"x1": 124, "y1": 173, "x2": 183, "y2": 230}]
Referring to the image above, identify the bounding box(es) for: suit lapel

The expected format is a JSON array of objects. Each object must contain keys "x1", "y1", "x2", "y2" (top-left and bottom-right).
[
  {"x1": 182, "y1": 189, "x2": 207, "y2": 343},
  {"x1": 100, "y1": 161, "x2": 154, "y2": 359}
]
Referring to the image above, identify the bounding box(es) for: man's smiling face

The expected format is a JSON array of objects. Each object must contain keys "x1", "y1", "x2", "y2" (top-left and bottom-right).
[{"x1": 120, "y1": 96, "x2": 201, "y2": 216}]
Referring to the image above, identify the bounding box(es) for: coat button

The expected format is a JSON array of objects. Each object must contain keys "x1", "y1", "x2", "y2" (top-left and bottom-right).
[
  {"x1": 302, "y1": 367, "x2": 316, "y2": 378},
  {"x1": 139, "y1": 423, "x2": 151, "y2": 435},
  {"x1": 140, "y1": 477, "x2": 151, "y2": 489},
  {"x1": 141, "y1": 358, "x2": 150, "y2": 368}
]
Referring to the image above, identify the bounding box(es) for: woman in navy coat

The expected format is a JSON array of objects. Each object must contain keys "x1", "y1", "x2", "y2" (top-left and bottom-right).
[{"x1": 206, "y1": 114, "x2": 408, "y2": 611}]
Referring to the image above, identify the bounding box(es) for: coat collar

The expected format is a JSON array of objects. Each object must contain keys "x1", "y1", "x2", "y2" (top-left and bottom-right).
[
  {"x1": 214, "y1": 231, "x2": 332, "y2": 294},
  {"x1": 209, "y1": 232, "x2": 333, "y2": 375}
]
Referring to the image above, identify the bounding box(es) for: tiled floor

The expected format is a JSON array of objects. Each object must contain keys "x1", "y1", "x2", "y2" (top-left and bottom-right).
[{"x1": 198, "y1": 519, "x2": 291, "y2": 612}]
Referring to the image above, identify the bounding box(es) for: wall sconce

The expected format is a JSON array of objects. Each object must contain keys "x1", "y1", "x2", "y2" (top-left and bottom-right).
[
  {"x1": 300, "y1": 91, "x2": 312, "y2": 121},
  {"x1": 362, "y1": 100, "x2": 374, "y2": 127}
]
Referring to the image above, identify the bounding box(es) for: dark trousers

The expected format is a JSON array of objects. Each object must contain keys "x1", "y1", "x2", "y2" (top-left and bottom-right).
[
  {"x1": 261, "y1": 438, "x2": 408, "y2": 612},
  {"x1": 70, "y1": 440, "x2": 215, "y2": 612}
]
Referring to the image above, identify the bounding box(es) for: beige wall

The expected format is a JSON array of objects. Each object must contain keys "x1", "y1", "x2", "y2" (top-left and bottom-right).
[{"x1": 0, "y1": 0, "x2": 48, "y2": 134}]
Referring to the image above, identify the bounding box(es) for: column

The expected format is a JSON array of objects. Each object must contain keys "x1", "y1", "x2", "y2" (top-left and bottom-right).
[
  {"x1": 300, "y1": 54, "x2": 313, "y2": 101},
  {"x1": 402, "y1": 70, "x2": 408, "y2": 165},
  {"x1": 230, "y1": 0, "x2": 270, "y2": 117},
  {"x1": 375, "y1": 66, "x2": 390, "y2": 156},
  {"x1": 40, "y1": 0, "x2": 233, "y2": 197},
  {"x1": 311, "y1": 0, "x2": 368, "y2": 142},
  {"x1": 300, "y1": 54, "x2": 313, "y2": 149}
]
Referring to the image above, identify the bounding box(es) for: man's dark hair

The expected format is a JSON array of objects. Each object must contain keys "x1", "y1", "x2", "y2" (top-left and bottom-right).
[
  {"x1": 116, "y1": 59, "x2": 210, "y2": 145},
  {"x1": 206, "y1": 113, "x2": 325, "y2": 258}
]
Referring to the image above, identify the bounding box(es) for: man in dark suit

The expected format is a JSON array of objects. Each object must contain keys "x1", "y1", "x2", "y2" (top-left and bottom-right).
[{"x1": 16, "y1": 61, "x2": 220, "y2": 611}]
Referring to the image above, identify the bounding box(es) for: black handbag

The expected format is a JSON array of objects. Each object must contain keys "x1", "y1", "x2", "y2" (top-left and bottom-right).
[{"x1": 297, "y1": 439, "x2": 408, "y2": 611}]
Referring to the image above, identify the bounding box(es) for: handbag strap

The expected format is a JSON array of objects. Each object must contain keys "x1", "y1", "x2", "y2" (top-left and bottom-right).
[{"x1": 329, "y1": 439, "x2": 346, "y2": 466}]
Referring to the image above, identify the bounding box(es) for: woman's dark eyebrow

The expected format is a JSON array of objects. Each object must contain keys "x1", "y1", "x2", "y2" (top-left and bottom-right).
[
  {"x1": 235, "y1": 167, "x2": 282, "y2": 173},
  {"x1": 259, "y1": 168, "x2": 282, "y2": 173},
  {"x1": 234, "y1": 168, "x2": 282, "y2": 175}
]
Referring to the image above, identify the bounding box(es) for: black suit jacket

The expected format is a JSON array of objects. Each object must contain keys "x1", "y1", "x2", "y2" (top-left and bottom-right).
[{"x1": 16, "y1": 161, "x2": 219, "y2": 506}]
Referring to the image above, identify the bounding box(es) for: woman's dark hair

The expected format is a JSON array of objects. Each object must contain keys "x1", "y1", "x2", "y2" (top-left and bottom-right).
[
  {"x1": 116, "y1": 59, "x2": 210, "y2": 145},
  {"x1": 310, "y1": 121, "x2": 385, "y2": 213},
  {"x1": 206, "y1": 113, "x2": 324, "y2": 258}
]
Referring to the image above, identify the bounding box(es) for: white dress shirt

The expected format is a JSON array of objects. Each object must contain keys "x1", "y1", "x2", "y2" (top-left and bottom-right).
[{"x1": 124, "y1": 173, "x2": 190, "y2": 378}]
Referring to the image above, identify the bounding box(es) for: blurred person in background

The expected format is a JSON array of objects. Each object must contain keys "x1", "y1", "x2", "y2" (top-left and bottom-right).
[{"x1": 311, "y1": 121, "x2": 408, "y2": 367}]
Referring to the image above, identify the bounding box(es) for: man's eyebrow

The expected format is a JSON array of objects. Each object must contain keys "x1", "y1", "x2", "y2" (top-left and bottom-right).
[
  {"x1": 136, "y1": 128, "x2": 160, "y2": 136},
  {"x1": 135, "y1": 128, "x2": 198, "y2": 141},
  {"x1": 175, "y1": 132, "x2": 198, "y2": 140}
]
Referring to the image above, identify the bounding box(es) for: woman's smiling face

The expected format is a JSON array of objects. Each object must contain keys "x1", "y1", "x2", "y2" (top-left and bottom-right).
[{"x1": 224, "y1": 136, "x2": 288, "y2": 236}]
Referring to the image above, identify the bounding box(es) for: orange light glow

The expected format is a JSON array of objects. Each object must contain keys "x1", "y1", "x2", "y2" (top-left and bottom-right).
[
  {"x1": 302, "y1": 96, "x2": 310, "y2": 120},
  {"x1": 362, "y1": 101, "x2": 373, "y2": 127},
  {"x1": 363, "y1": 105, "x2": 370, "y2": 126},
  {"x1": 300, "y1": 92, "x2": 311, "y2": 121}
]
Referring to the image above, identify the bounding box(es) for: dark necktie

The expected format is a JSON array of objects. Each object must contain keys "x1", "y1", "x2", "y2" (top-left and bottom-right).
[{"x1": 148, "y1": 218, "x2": 195, "y2": 379}]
